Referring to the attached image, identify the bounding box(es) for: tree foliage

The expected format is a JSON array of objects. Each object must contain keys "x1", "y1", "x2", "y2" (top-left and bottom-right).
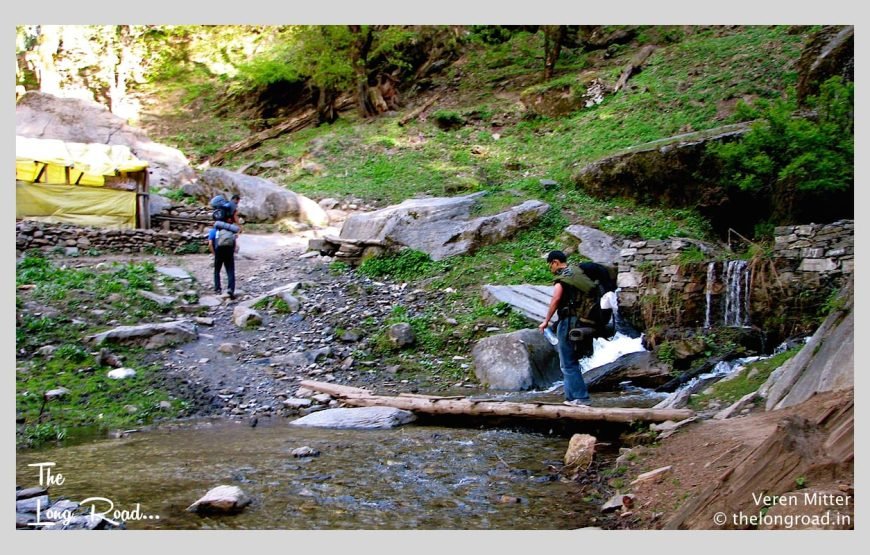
[{"x1": 709, "y1": 77, "x2": 853, "y2": 224}]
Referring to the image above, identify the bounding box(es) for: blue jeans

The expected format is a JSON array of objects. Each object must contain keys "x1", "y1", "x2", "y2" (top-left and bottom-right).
[{"x1": 555, "y1": 316, "x2": 591, "y2": 402}]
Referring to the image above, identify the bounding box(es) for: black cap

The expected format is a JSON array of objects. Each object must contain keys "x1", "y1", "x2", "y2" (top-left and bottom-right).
[
  {"x1": 231, "y1": 194, "x2": 241, "y2": 201},
  {"x1": 546, "y1": 250, "x2": 567, "y2": 263}
]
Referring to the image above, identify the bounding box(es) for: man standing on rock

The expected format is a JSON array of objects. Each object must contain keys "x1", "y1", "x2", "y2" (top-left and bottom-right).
[
  {"x1": 539, "y1": 250, "x2": 599, "y2": 407},
  {"x1": 208, "y1": 197, "x2": 241, "y2": 300}
]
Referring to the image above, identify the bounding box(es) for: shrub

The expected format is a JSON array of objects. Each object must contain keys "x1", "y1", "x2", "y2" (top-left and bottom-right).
[
  {"x1": 709, "y1": 76, "x2": 853, "y2": 225},
  {"x1": 431, "y1": 110, "x2": 466, "y2": 130}
]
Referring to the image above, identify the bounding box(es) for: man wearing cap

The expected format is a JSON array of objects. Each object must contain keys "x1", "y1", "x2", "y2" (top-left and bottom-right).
[{"x1": 538, "y1": 250, "x2": 598, "y2": 406}]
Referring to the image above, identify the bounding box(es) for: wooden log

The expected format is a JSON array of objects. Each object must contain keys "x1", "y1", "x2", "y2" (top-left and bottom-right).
[
  {"x1": 209, "y1": 96, "x2": 354, "y2": 166},
  {"x1": 613, "y1": 45, "x2": 657, "y2": 93},
  {"x1": 398, "y1": 94, "x2": 442, "y2": 126},
  {"x1": 301, "y1": 380, "x2": 694, "y2": 424}
]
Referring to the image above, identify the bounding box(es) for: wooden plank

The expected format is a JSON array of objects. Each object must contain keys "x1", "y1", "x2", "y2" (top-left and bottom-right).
[{"x1": 301, "y1": 380, "x2": 694, "y2": 424}]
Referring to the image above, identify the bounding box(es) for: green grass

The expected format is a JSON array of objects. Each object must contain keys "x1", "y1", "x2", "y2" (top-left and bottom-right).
[
  {"x1": 16, "y1": 254, "x2": 188, "y2": 446},
  {"x1": 16, "y1": 348, "x2": 180, "y2": 448},
  {"x1": 688, "y1": 347, "x2": 801, "y2": 410}
]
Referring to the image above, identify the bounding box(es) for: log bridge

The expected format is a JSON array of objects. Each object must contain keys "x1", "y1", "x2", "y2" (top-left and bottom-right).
[{"x1": 301, "y1": 381, "x2": 695, "y2": 425}]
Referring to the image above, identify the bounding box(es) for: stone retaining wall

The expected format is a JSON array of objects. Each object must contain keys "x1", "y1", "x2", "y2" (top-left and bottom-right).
[
  {"x1": 615, "y1": 220, "x2": 854, "y2": 334},
  {"x1": 16, "y1": 221, "x2": 207, "y2": 255},
  {"x1": 772, "y1": 220, "x2": 854, "y2": 284}
]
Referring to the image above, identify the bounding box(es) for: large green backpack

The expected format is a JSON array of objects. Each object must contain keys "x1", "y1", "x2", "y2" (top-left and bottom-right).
[{"x1": 555, "y1": 266, "x2": 597, "y2": 318}]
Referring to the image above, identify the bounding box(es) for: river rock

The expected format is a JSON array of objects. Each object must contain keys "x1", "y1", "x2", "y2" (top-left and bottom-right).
[
  {"x1": 187, "y1": 485, "x2": 252, "y2": 515},
  {"x1": 283, "y1": 397, "x2": 313, "y2": 409},
  {"x1": 107, "y1": 367, "x2": 137, "y2": 380},
  {"x1": 564, "y1": 434, "x2": 597, "y2": 469},
  {"x1": 584, "y1": 351, "x2": 672, "y2": 391},
  {"x1": 233, "y1": 306, "x2": 262, "y2": 328},
  {"x1": 44, "y1": 387, "x2": 71, "y2": 400},
  {"x1": 290, "y1": 406, "x2": 417, "y2": 429},
  {"x1": 86, "y1": 320, "x2": 198, "y2": 349},
  {"x1": 218, "y1": 343, "x2": 243, "y2": 355},
  {"x1": 290, "y1": 446, "x2": 320, "y2": 458},
  {"x1": 472, "y1": 328, "x2": 560, "y2": 390},
  {"x1": 156, "y1": 266, "x2": 193, "y2": 280},
  {"x1": 16, "y1": 487, "x2": 48, "y2": 500},
  {"x1": 387, "y1": 323, "x2": 415, "y2": 348},
  {"x1": 17, "y1": 495, "x2": 50, "y2": 513}
]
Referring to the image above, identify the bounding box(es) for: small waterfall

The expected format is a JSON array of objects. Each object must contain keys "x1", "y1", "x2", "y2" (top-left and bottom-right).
[
  {"x1": 723, "y1": 260, "x2": 751, "y2": 327},
  {"x1": 581, "y1": 289, "x2": 644, "y2": 370},
  {"x1": 704, "y1": 262, "x2": 716, "y2": 329}
]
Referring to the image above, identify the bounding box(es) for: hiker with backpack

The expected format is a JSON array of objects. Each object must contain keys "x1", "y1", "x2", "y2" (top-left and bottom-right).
[
  {"x1": 538, "y1": 250, "x2": 615, "y2": 407},
  {"x1": 207, "y1": 194, "x2": 242, "y2": 300}
]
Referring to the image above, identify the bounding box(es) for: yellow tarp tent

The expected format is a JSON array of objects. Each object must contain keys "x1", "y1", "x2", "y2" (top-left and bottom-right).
[
  {"x1": 16, "y1": 136, "x2": 149, "y2": 229},
  {"x1": 16, "y1": 182, "x2": 138, "y2": 228}
]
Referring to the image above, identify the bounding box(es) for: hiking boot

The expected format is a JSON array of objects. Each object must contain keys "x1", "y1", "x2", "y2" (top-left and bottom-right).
[
  {"x1": 563, "y1": 399, "x2": 591, "y2": 407},
  {"x1": 228, "y1": 292, "x2": 236, "y2": 300}
]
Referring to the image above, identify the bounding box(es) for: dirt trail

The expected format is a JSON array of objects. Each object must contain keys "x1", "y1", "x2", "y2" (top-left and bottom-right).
[{"x1": 147, "y1": 232, "x2": 335, "y2": 420}]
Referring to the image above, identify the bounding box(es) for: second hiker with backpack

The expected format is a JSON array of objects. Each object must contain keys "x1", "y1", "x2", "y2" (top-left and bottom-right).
[{"x1": 207, "y1": 193, "x2": 242, "y2": 300}]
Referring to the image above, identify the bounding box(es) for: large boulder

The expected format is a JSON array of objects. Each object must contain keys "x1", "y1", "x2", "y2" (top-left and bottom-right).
[
  {"x1": 584, "y1": 351, "x2": 672, "y2": 391},
  {"x1": 520, "y1": 74, "x2": 608, "y2": 118},
  {"x1": 761, "y1": 280, "x2": 853, "y2": 410},
  {"x1": 472, "y1": 328, "x2": 561, "y2": 391},
  {"x1": 187, "y1": 485, "x2": 252, "y2": 515},
  {"x1": 16, "y1": 91, "x2": 195, "y2": 189},
  {"x1": 186, "y1": 168, "x2": 328, "y2": 225},
  {"x1": 564, "y1": 225, "x2": 621, "y2": 265},
  {"x1": 289, "y1": 406, "x2": 417, "y2": 429},
  {"x1": 572, "y1": 123, "x2": 754, "y2": 235},
  {"x1": 85, "y1": 320, "x2": 198, "y2": 349},
  {"x1": 796, "y1": 26, "x2": 854, "y2": 105},
  {"x1": 339, "y1": 193, "x2": 549, "y2": 260}
]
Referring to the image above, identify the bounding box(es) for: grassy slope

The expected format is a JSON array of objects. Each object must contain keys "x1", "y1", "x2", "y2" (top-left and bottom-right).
[
  {"x1": 137, "y1": 25, "x2": 808, "y2": 381},
  {"x1": 15, "y1": 255, "x2": 190, "y2": 446}
]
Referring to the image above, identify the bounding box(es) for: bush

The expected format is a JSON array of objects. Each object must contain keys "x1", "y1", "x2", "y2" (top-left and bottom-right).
[
  {"x1": 431, "y1": 110, "x2": 466, "y2": 130},
  {"x1": 709, "y1": 77, "x2": 853, "y2": 225},
  {"x1": 358, "y1": 249, "x2": 445, "y2": 282}
]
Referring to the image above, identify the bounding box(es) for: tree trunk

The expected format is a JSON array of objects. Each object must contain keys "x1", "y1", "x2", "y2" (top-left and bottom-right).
[
  {"x1": 350, "y1": 25, "x2": 377, "y2": 118},
  {"x1": 542, "y1": 25, "x2": 565, "y2": 80},
  {"x1": 34, "y1": 25, "x2": 61, "y2": 95},
  {"x1": 301, "y1": 380, "x2": 695, "y2": 424},
  {"x1": 317, "y1": 86, "x2": 339, "y2": 124}
]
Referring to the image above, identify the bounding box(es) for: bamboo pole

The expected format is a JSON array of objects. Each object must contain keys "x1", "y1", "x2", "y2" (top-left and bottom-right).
[{"x1": 301, "y1": 380, "x2": 694, "y2": 424}]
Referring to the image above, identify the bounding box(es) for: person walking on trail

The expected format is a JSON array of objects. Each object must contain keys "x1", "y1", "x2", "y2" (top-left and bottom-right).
[
  {"x1": 538, "y1": 250, "x2": 602, "y2": 406},
  {"x1": 208, "y1": 218, "x2": 239, "y2": 300}
]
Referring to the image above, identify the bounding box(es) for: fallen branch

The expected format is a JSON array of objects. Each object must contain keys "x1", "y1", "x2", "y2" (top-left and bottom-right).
[
  {"x1": 208, "y1": 96, "x2": 354, "y2": 166},
  {"x1": 398, "y1": 93, "x2": 442, "y2": 126},
  {"x1": 302, "y1": 380, "x2": 695, "y2": 424},
  {"x1": 613, "y1": 45, "x2": 657, "y2": 93}
]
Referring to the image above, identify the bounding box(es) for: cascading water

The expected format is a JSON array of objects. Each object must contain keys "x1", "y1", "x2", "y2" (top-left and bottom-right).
[
  {"x1": 704, "y1": 261, "x2": 716, "y2": 329},
  {"x1": 723, "y1": 260, "x2": 751, "y2": 327}
]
